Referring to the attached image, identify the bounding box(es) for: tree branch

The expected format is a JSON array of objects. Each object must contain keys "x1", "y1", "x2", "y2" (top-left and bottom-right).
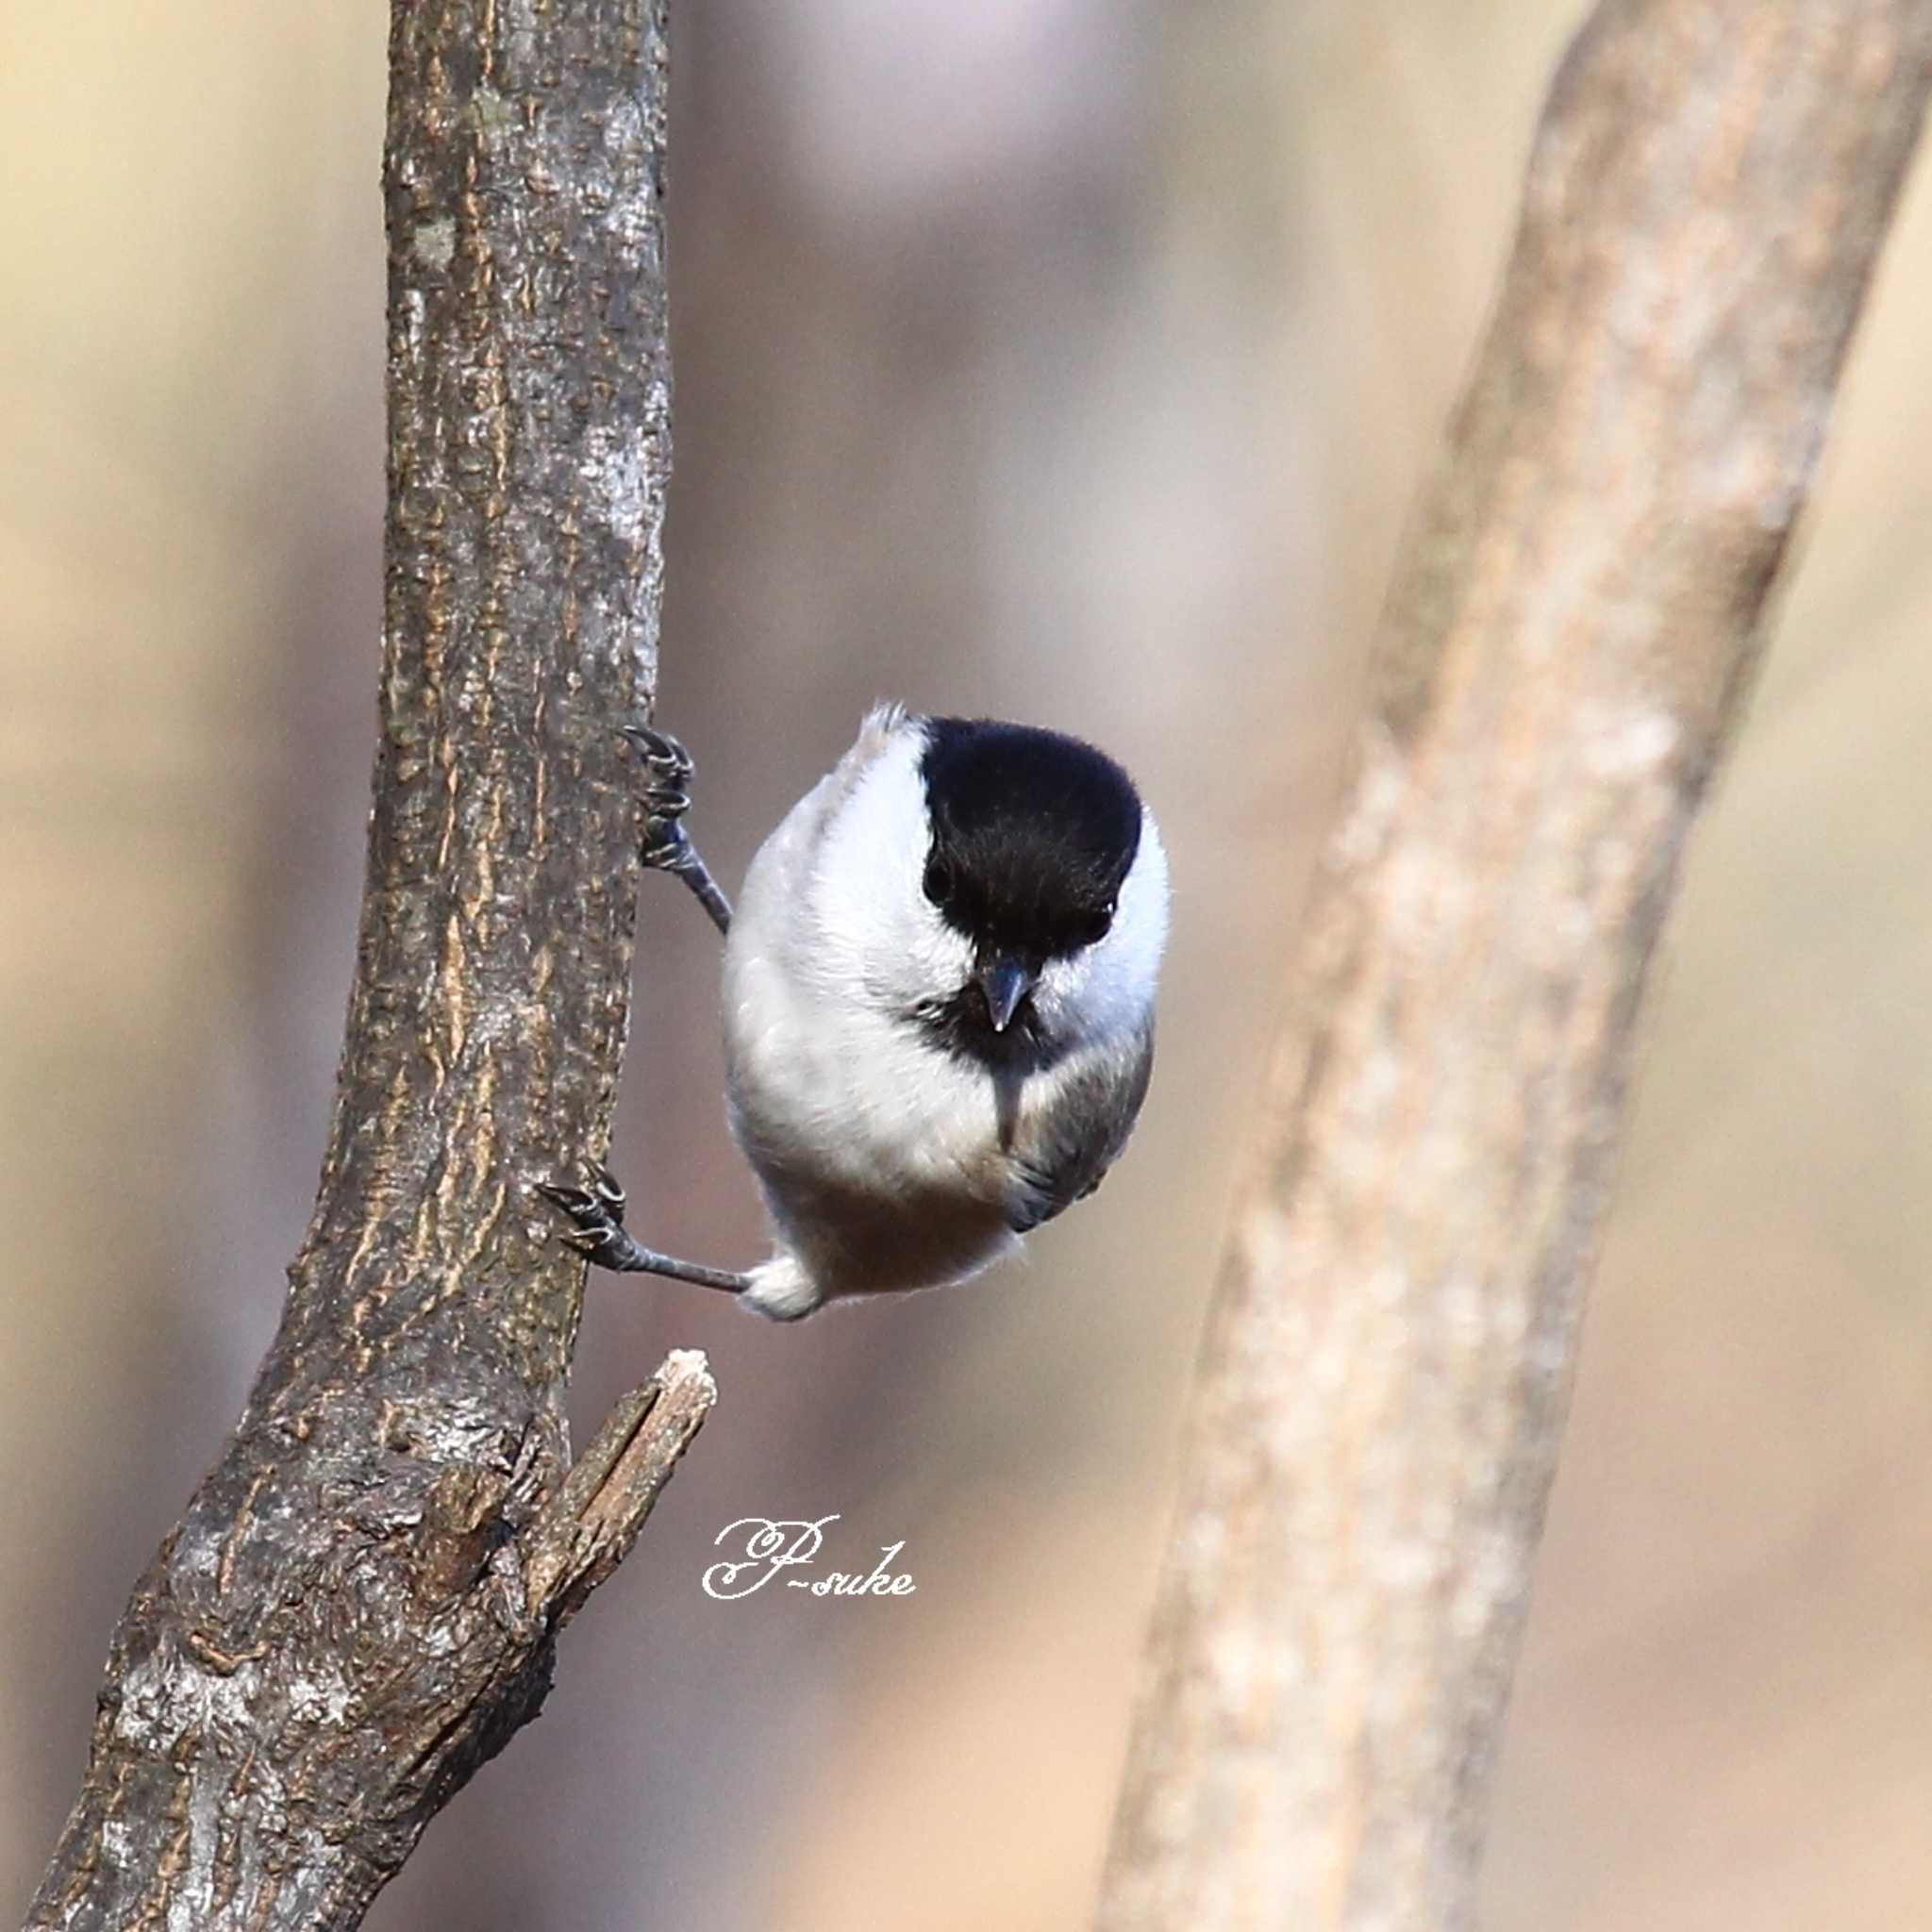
[
  {"x1": 25, "y1": 5, "x2": 705, "y2": 1928},
  {"x1": 1096, "y1": 3, "x2": 1932, "y2": 1927}
]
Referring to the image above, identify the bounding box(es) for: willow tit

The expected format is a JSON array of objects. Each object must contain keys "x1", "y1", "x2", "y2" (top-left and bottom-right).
[{"x1": 541, "y1": 705, "x2": 1168, "y2": 1320}]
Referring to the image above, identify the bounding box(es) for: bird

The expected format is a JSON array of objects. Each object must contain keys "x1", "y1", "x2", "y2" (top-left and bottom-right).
[{"x1": 539, "y1": 704, "x2": 1168, "y2": 1320}]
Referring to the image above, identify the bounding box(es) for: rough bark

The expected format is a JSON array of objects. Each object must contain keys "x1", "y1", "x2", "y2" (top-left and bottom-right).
[
  {"x1": 1097, "y1": 4, "x2": 1932, "y2": 1928},
  {"x1": 24, "y1": 5, "x2": 708, "y2": 1929}
]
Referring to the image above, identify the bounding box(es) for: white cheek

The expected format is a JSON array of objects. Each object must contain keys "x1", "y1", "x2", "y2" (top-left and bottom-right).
[
  {"x1": 805, "y1": 728, "x2": 973, "y2": 1010},
  {"x1": 1115, "y1": 809, "x2": 1170, "y2": 980},
  {"x1": 894, "y1": 903, "x2": 974, "y2": 1008},
  {"x1": 1037, "y1": 808, "x2": 1169, "y2": 1042},
  {"x1": 1032, "y1": 953, "x2": 1090, "y2": 1035}
]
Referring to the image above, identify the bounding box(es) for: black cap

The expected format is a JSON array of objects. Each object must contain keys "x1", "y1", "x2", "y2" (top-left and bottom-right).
[{"x1": 919, "y1": 716, "x2": 1142, "y2": 962}]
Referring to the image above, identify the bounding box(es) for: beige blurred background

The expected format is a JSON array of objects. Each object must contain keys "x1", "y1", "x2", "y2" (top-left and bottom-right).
[{"x1": 4, "y1": 3, "x2": 1930, "y2": 1927}]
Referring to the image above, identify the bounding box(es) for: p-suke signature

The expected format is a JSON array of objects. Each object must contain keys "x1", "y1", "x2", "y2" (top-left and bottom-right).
[{"x1": 702, "y1": 1515, "x2": 916, "y2": 1601}]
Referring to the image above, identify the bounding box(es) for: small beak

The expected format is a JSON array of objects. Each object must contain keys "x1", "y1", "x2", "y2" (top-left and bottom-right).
[{"x1": 974, "y1": 955, "x2": 1037, "y2": 1033}]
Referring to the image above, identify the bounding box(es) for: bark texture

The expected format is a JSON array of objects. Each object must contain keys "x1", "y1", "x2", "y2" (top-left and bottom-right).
[
  {"x1": 24, "y1": 5, "x2": 708, "y2": 1929},
  {"x1": 1098, "y1": 4, "x2": 1932, "y2": 1928}
]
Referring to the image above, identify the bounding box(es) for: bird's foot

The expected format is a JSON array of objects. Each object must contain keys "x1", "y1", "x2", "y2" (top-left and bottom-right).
[
  {"x1": 536, "y1": 1157, "x2": 754, "y2": 1295},
  {"x1": 535, "y1": 1159, "x2": 630, "y2": 1261},
  {"x1": 622, "y1": 724, "x2": 699, "y2": 873}
]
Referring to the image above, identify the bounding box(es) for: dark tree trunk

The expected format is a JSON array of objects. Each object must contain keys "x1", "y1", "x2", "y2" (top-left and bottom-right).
[
  {"x1": 24, "y1": 4, "x2": 711, "y2": 1928},
  {"x1": 1096, "y1": 3, "x2": 1932, "y2": 1928}
]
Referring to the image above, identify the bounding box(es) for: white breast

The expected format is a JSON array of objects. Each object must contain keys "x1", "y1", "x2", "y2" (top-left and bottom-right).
[
  {"x1": 721, "y1": 711, "x2": 1018, "y2": 1311},
  {"x1": 719, "y1": 706, "x2": 1169, "y2": 1320}
]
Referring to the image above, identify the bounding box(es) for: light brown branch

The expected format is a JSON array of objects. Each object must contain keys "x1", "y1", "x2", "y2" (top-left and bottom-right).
[{"x1": 1097, "y1": 4, "x2": 1932, "y2": 1927}]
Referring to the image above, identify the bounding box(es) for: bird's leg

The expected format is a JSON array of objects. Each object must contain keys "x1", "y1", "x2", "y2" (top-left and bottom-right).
[
  {"x1": 622, "y1": 724, "x2": 733, "y2": 937},
  {"x1": 537, "y1": 1161, "x2": 754, "y2": 1297}
]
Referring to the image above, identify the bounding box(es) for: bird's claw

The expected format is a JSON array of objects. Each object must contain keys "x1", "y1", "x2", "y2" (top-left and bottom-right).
[
  {"x1": 622, "y1": 724, "x2": 693, "y2": 788},
  {"x1": 621, "y1": 724, "x2": 701, "y2": 872},
  {"x1": 536, "y1": 1160, "x2": 629, "y2": 1255}
]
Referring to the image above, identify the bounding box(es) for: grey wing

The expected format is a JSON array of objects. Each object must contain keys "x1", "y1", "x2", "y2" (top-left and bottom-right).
[{"x1": 1006, "y1": 1023, "x2": 1156, "y2": 1235}]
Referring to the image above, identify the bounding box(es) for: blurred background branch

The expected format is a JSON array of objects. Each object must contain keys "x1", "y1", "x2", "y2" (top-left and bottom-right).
[
  {"x1": 1096, "y1": 3, "x2": 1932, "y2": 1927},
  {"x1": 20, "y1": 4, "x2": 710, "y2": 1928}
]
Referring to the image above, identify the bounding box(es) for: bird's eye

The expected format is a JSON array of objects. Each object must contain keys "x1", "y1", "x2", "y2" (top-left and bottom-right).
[
  {"x1": 923, "y1": 854, "x2": 955, "y2": 906},
  {"x1": 1078, "y1": 904, "x2": 1116, "y2": 946}
]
